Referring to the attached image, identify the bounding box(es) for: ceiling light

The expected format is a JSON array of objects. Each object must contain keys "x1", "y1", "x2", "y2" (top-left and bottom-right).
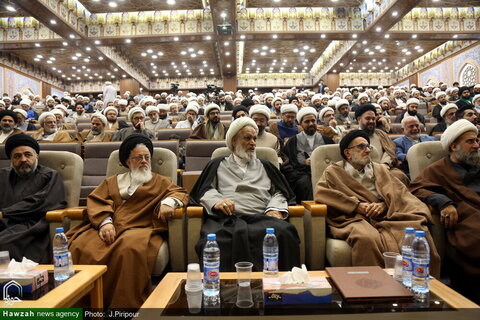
[
  {"x1": 147, "y1": 49, "x2": 153, "y2": 53},
  {"x1": 206, "y1": 35, "x2": 212, "y2": 40},
  {"x1": 392, "y1": 11, "x2": 398, "y2": 17},
  {"x1": 191, "y1": 53, "x2": 197, "y2": 57},
  {"x1": 224, "y1": 41, "x2": 230, "y2": 46},
  {"x1": 86, "y1": 47, "x2": 91, "y2": 51},
  {"x1": 62, "y1": 42, "x2": 68, "y2": 46},
  {"x1": 49, "y1": 57, "x2": 56, "y2": 61},
  {"x1": 198, "y1": 50, "x2": 204, "y2": 55},
  {"x1": 220, "y1": 12, "x2": 227, "y2": 18},
  {"x1": 125, "y1": 39, "x2": 131, "y2": 43},
  {"x1": 321, "y1": 34, "x2": 326, "y2": 39},
  {"x1": 303, "y1": 45, "x2": 309, "y2": 50},
  {"x1": 141, "y1": 52, "x2": 147, "y2": 57},
  {"x1": 167, "y1": 0, "x2": 176, "y2": 4},
  {"x1": 384, "y1": 34, "x2": 390, "y2": 38},
  {"x1": 240, "y1": 35, "x2": 246, "y2": 39},
  {"x1": 69, "y1": 34, "x2": 75, "y2": 39},
  {"x1": 36, "y1": 55, "x2": 43, "y2": 59},
  {"x1": 412, "y1": 34, "x2": 417, "y2": 39},
  {"x1": 293, "y1": 48, "x2": 299, "y2": 53},
  {"x1": 72, "y1": 56, "x2": 78, "y2": 60},
  {"x1": 225, "y1": 52, "x2": 230, "y2": 56},
  {"x1": 380, "y1": 49, "x2": 386, "y2": 53},
  {"x1": 158, "y1": 52, "x2": 163, "y2": 56},
  {"x1": 152, "y1": 55, "x2": 157, "y2": 59},
  {"x1": 352, "y1": 50, "x2": 357, "y2": 54},
  {"x1": 352, "y1": 34, "x2": 357, "y2": 38},
  {"x1": 99, "y1": 57, "x2": 103, "y2": 60},
  {"x1": 84, "y1": 58, "x2": 90, "y2": 62},
  {"x1": 362, "y1": 40, "x2": 367, "y2": 45},
  {"x1": 34, "y1": 58, "x2": 40, "y2": 62},
  {"x1": 173, "y1": 37, "x2": 179, "y2": 41},
  {"x1": 6, "y1": 5, "x2": 16, "y2": 12},
  {"x1": 35, "y1": 43, "x2": 40, "y2": 47},
  {"x1": 272, "y1": 34, "x2": 278, "y2": 39},
  {"x1": 453, "y1": 34, "x2": 458, "y2": 38},
  {"x1": 108, "y1": 2, "x2": 117, "y2": 8},
  {"x1": 376, "y1": 27, "x2": 382, "y2": 32},
  {"x1": 226, "y1": 64, "x2": 231, "y2": 68},
  {"x1": 50, "y1": 20, "x2": 56, "y2": 25},
  {"x1": 114, "y1": 68, "x2": 118, "y2": 72},
  {"x1": 47, "y1": 60, "x2": 52, "y2": 64},
  {"x1": 94, "y1": 40, "x2": 100, "y2": 44}
]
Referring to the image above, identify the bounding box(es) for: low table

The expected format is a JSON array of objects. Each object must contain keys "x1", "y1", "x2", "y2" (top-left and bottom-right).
[
  {"x1": 140, "y1": 270, "x2": 479, "y2": 318},
  {"x1": 1, "y1": 264, "x2": 107, "y2": 309}
]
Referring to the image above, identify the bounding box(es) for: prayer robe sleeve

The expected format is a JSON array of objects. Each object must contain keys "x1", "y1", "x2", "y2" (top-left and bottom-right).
[
  {"x1": 2, "y1": 171, "x2": 66, "y2": 221},
  {"x1": 199, "y1": 176, "x2": 224, "y2": 215},
  {"x1": 87, "y1": 179, "x2": 117, "y2": 229}
]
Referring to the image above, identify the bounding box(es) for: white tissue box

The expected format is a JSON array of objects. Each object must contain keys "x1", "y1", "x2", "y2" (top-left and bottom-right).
[
  {"x1": 263, "y1": 277, "x2": 332, "y2": 305},
  {"x1": 0, "y1": 269, "x2": 48, "y2": 293}
]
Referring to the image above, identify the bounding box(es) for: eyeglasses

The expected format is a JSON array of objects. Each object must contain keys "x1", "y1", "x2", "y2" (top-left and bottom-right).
[
  {"x1": 129, "y1": 154, "x2": 150, "y2": 162},
  {"x1": 132, "y1": 117, "x2": 145, "y2": 121},
  {"x1": 347, "y1": 144, "x2": 372, "y2": 151}
]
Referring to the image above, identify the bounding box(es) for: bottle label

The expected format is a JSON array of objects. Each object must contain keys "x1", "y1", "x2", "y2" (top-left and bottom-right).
[
  {"x1": 264, "y1": 257, "x2": 278, "y2": 271},
  {"x1": 54, "y1": 253, "x2": 69, "y2": 268},
  {"x1": 204, "y1": 267, "x2": 219, "y2": 282},
  {"x1": 413, "y1": 262, "x2": 429, "y2": 278},
  {"x1": 402, "y1": 257, "x2": 413, "y2": 272}
]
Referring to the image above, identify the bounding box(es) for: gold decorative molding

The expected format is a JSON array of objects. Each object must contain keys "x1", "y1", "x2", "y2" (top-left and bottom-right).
[{"x1": 340, "y1": 72, "x2": 393, "y2": 86}]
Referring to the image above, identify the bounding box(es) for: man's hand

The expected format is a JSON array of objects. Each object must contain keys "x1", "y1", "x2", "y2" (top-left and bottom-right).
[
  {"x1": 440, "y1": 205, "x2": 458, "y2": 229},
  {"x1": 136, "y1": 120, "x2": 145, "y2": 131},
  {"x1": 0, "y1": 211, "x2": 3, "y2": 219},
  {"x1": 355, "y1": 202, "x2": 369, "y2": 215},
  {"x1": 266, "y1": 210, "x2": 283, "y2": 219},
  {"x1": 99, "y1": 223, "x2": 116, "y2": 245},
  {"x1": 158, "y1": 204, "x2": 174, "y2": 223},
  {"x1": 328, "y1": 119, "x2": 337, "y2": 128},
  {"x1": 364, "y1": 202, "x2": 387, "y2": 219},
  {"x1": 305, "y1": 158, "x2": 311, "y2": 166},
  {"x1": 214, "y1": 199, "x2": 235, "y2": 215}
]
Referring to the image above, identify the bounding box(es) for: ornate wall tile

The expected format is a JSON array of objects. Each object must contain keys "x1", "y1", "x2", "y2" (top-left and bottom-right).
[
  {"x1": 432, "y1": 19, "x2": 445, "y2": 31},
  {"x1": 7, "y1": 29, "x2": 19, "y2": 41},
  {"x1": 69, "y1": 14, "x2": 77, "y2": 28},
  {"x1": 254, "y1": 19, "x2": 267, "y2": 31},
  {"x1": 185, "y1": 21, "x2": 197, "y2": 33},
  {"x1": 448, "y1": 19, "x2": 460, "y2": 31},
  {"x1": 417, "y1": 19, "x2": 429, "y2": 31},
  {"x1": 351, "y1": 19, "x2": 363, "y2": 31},
  {"x1": 237, "y1": 20, "x2": 250, "y2": 32},
  {"x1": 88, "y1": 25, "x2": 100, "y2": 37},
  {"x1": 136, "y1": 22, "x2": 149, "y2": 35},
  {"x1": 78, "y1": 20, "x2": 86, "y2": 35},
  {"x1": 303, "y1": 19, "x2": 315, "y2": 31},
  {"x1": 104, "y1": 24, "x2": 116, "y2": 36},
  {"x1": 335, "y1": 19, "x2": 348, "y2": 31},
  {"x1": 152, "y1": 22, "x2": 165, "y2": 34},
  {"x1": 463, "y1": 19, "x2": 476, "y2": 31},
  {"x1": 48, "y1": 0, "x2": 58, "y2": 10},
  {"x1": 168, "y1": 21, "x2": 181, "y2": 33},
  {"x1": 120, "y1": 23, "x2": 132, "y2": 35},
  {"x1": 201, "y1": 20, "x2": 213, "y2": 32},
  {"x1": 286, "y1": 19, "x2": 299, "y2": 31},
  {"x1": 319, "y1": 19, "x2": 332, "y2": 30},
  {"x1": 60, "y1": 4, "x2": 68, "y2": 23},
  {"x1": 270, "y1": 19, "x2": 283, "y2": 31},
  {"x1": 38, "y1": 27, "x2": 51, "y2": 39},
  {"x1": 22, "y1": 28, "x2": 34, "y2": 40}
]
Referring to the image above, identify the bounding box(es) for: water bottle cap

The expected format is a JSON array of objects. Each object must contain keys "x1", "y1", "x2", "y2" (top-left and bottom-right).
[
  {"x1": 266, "y1": 228, "x2": 275, "y2": 234},
  {"x1": 55, "y1": 227, "x2": 64, "y2": 233},
  {"x1": 415, "y1": 230, "x2": 425, "y2": 237},
  {"x1": 207, "y1": 233, "x2": 216, "y2": 241},
  {"x1": 405, "y1": 227, "x2": 415, "y2": 233}
]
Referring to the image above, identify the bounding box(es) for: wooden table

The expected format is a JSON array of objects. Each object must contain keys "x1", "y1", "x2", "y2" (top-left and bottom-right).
[
  {"x1": 141, "y1": 271, "x2": 479, "y2": 315},
  {"x1": 1, "y1": 264, "x2": 107, "y2": 309}
]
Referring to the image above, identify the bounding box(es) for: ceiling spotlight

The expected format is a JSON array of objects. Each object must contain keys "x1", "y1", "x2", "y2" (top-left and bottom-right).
[
  {"x1": 220, "y1": 12, "x2": 227, "y2": 18},
  {"x1": 206, "y1": 35, "x2": 211, "y2": 40},
  {"x1": 35, "y1": 43, "x2": 40, "y2": 47},
  {"x1": 173, "y1": 37, "x2": 179, "y2": 41},
  {"x1": 6, "y1": 5, "x2": 16, "y2": 12},
  {"x1": 50, "y1": 20, "x2": 56, "y2": 25},
  {"x1": 453, "y1": 34, "x2": 458, "y2": 38},
  {"x1": 36, "y1": 54, "x2": 43, "y2": 59},
  {"x1": 225, "y1": 52, "x2": 230, "y2": 56},
  {"x1": 84, "y1": 58, "x2": 90, "y2": 62},
  {"x1": 191, "y1": 53, "x2": 197, "y2": 57},
  {"x1": 198, "y1": 50, "x2": 204, "y2": 55},
  {"x1": 69, "y1": 34, "x2": 75, "y2": 39},
  {"x1": 62, "y1": 42, "x2": 68, "y2": 46},
  {"x1": 114, "y1": 68, "x2": 118, "y2": 71},
  {"x1": 152, "y1": 55, "x2": 157, "y2": 59},
  {"x1": 99, "y1": 57, "x2": 104, "y2": 60},
  {"x1": 167, "y1": 0, "x2": 176, "y2": 5},
  {"x1": 86, "y1": 47, "x2": 91, "y2": 51},
  {"x1": 180, "y1": 51, "x2": 186, "y2": 55},
  {"x1": 72, "y1": 56, "x2": 78, "y2": 60},
  {"x1": 352, "y1": 50, "x2": 357, "y2": 54},
  {"x1": 108, "y1": 2, "x2": 117, "y2": 8},
  {"x1": 224, "y1": 41, "x2": 230, "y2": 46},
  {"x1": 384, "y1": 34, "x2": 390, "y2": 38},
  {"x1": 376, "y1": 27, "x2": 382, "y2": 32},
  {"x1": 226, "y1": 64, "x2": 231, "y2": 68},
  {"x1": 240, "y1": 35, "x2": 246, "y2": 39},
  {"x1": 125, "y1": 39, "x2": 131, "y2": 43},
  {"x1": 273, "y1": 34, "x2": 278, "y2": 39},
  {"x1": 412, "y1": 34, "x2": 417, "y2": 39},
  {"x1": 147, "y1": 49, "x2": 153, "y2": 54},
  {"x1": 321, "y1": 34, "x2": 326, "y2": 39},
  {"x1": 94, "y1": 40, "x2": 100, "y2": 45},
  {"x1": 352, "y1": 34, "x2": 357, "y2": 39},
  {"x1": 392, "y1": 11, "x2": 398, "y2": 17},
  {"x1": 141, "y1": 52, "x2": 147, "y2": 57}
]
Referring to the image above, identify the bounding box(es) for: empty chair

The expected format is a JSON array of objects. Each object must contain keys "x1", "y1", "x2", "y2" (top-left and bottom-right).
[{"x1": 157, "y1": 128, "x2": 191, "y2": 141}]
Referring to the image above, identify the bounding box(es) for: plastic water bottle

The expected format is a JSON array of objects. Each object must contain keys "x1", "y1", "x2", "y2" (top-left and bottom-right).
[
  {"x1": 263, "y1": 228, "x2": 279, "y2": 277},
  {"x1": 401, "y1": 227, "x2": 415, "y2": 288},
  {"x1": 412, "y1": 230, "x2": 430, "y2": 300},
  {"x1": 53, "y1": 227, "x2": 70, "y2": 282},
  {"x1": 203, "y1": 233, "x2": 220, "y2": 306}
]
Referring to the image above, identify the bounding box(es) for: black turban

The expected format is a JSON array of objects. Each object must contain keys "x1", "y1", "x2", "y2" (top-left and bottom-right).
[
  {"x1": 354, "y1": 104, "x2": 376, "y2": 120},
  {"x1": 119, "y1": 134, "x2": 153, "y2": 168},
  {"x1": 458, "y1": 86, "x2": 470, "y2": 96},
  {"x1": 0, "y1": 110, "x2": 18, "y2": 123},
  {"x1": 288, "y1": 95, "x2": 298, "y2": 103},
  {"x1": 232, "y1": 106, "x2": 249, "y2": 119},
  {"x1": 5, "y1": 133, "x2": 40, "y2": 159},
  {"x1": 241, "y1": 98, "x2": 255, "y2": 109},
  {"x1": 339, "y1": 129, "x2": 370, "y2": 159}
]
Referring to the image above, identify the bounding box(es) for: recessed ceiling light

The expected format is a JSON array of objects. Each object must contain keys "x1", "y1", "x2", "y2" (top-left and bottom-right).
[
  {"x1": 225, "y1": 52, "x2": 230, "y2": 56},
  {"x1": 240, "y1": 35, "x2": 246, "y2": 39},
  {"x1": 392, "y1": 11, "x2": 398, "y2": 17},
  {"x1": 50, "y1": 57, "x2": 56, "y2": 61},
  {"x1": 376, "y1": 27, "x2": 382, "y2": 32},
  {"x1": 412, "y1": 34, "x2": 417, "y2": 39},
  {"x1": 321, "y1": 34, "x2": 326, "y2": 39},
  {"x1": 352, "y1": 34, "x2": 357, "y2": 38},
  {"x1": 99, "y1": 57, "x2": 104, "y2": 60},
  {"x1": 352, "y1": 50, "x2": 357, "y2": 54},
  {"x1": 62, "y1": 42, "x2": 68, "y2": 46},
  {"x1": 69, "y1": 34, "x2": 75, "y2": 39},
  {"x1": 167, "y1": 0, "x2": 176, "y2": 5},
  {"x1": 35, "y1": 43, "x2": 40, "y2": 47},
  {"x1": 224, "y1": 41, "x2": 230, "y2": 46},
  {"x1": 191, "y1": 53, "x2": 197, "y2": 57},
  {"x1": 86, "y1": 47, "x2": 91, "y2": 51},
  {"x1": 272, "y1": 34, "x2": 278, "y2": 39},
  {"x1": 125, "y1": 39, "x2": 131, "y2": 43},
  {"x1": 362, "y1": 40, "x2": 367, "y2": 45},
  {"x1": 36, "y1": 54, "x2": 43, "y2": 58},
  {"x1": 50, "y1": 20, "x2": 56, "y2": 25},
  {"x1": 226, "y1": 64, "x2": 231, "y2": 68},
  {"x1": 34, "y1": 58, "x2": 40, "y2": 62},
  {"x1": 384, "y1": 34, "x2": 390, "y2": 38},
  {"x1": 453, "y1": 34, "x2": 458, "y2": 38},
  {"x1": 84, "y1": 58, "x2": 90, "y2": 62},
  {"x1": 198, "y1": 50, "x2": 204, "y2": 55},
  {"x1": 94, "y1": 40, "x2": 100, "y2": 45},
  {"x1": 141, "y1": 52, "x2": 147, "y2": 57},
  {"x1": 173, "y1": 37, "x2": 179, "y2": 41},
  {"x1": 72, "y1": 56, "x2": 78, "y2": 60},
  {"x1": 108, "y1": 2, "x2": 117, "y2": 8},
  {"x1": 206, "y1": 35, "x2": 212, "y2": 40},
  {"x1": 158, "y1": 52, "x2": 163, "y2": 56},
  {"x1": 152, "y1": 55, "x2": 157, "y2": 59}
]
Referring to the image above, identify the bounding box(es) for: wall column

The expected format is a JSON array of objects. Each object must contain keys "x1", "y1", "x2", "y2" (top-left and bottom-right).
[
  {"x1": 223, "y1": 75, "x2": 237, "y2": 92},
  {"x1": 120, "y1": 78, "x2": 141, "y2": 96},
  {"x1": 326, "y1": 73, "x2": 340, "y2": 91}
]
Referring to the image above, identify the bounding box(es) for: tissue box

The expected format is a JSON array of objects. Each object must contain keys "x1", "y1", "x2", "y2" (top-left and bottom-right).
[
  {"x1": 263, "y1": 277, "x2": 332, "y2": 305},
  {"x1": 0, "y1": 269, "x2": 49, "y2": 293}
]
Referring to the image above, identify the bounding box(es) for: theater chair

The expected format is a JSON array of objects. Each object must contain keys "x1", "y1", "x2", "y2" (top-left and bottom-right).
[
  {"x1": 185, "y1": 147, "x2": 326, "y2": 270},
  {"x1": 406, "y1": 141, "x2": 449, "y2": 263},
  {"x1": 308, "y1": 144, "x2": 379, "y2": 267},
  {"x1": 46, "y1": 147, "x2": 188, "y2": 274}
]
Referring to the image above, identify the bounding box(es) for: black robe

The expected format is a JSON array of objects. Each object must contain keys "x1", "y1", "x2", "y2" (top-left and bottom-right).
[
  {"x1": 190, "y1": 156, "x2": 300, "y2": 272},
  {"x1": 281, "y1": 134, "x2": 335, "y2": 203},
  {"x1": 0, "y1": 165, "x2": 67, "y2": 262}
]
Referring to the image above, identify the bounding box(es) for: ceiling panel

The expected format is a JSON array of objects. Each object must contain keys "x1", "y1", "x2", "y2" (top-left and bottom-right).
[
  {"x1": 79, "y1": 0, "x2": 204, "y2": 13},
  {"x1": 417, "y1": 0, "x2": 480, "y2": 7},
  {"x1": 246, "y1": 0, "x2": 363, "y2": 8}
]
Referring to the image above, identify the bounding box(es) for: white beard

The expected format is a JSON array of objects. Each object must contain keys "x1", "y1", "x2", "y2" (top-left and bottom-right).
[
  {"x1": 130, "y1": 166, "x2": 153, "y2": 185},
  {"x1": 234, "y1": 144, "x2": 256, "y2": 162}
]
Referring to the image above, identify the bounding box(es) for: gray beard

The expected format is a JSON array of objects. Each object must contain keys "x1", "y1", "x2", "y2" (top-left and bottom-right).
[
  {"x1": 130, "y1": 166, "x2": 153, "y2": 185},
  {"x1": 455, "y1": 149, "x2": 480, "y2": 167},
  {"x1": 13, "y1": 159, "x2": 38, "y2": 177},
  {"x1": 234, "y1": 144, "x2": 256, "y2": 162},
  {"x1": 1, "y1": 125, "x2": 13, "y2": 134},
  {"x1": 350, "y1": 153, "x2": 370, "y2": 169}
]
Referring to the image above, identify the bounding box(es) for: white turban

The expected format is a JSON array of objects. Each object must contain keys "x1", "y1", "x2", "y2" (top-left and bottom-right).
[
  {"x1": 2, "y1": 97, "x2": 11, "y2": 102},
  {"x1": 474, "y1": 84, "x2": 480, "y2": 89},
  {"x1": 272, "y1": 97, "x2": 283, "y2": 105},
  {"x1": 249, "y1": 105, "x2": 270, "y2": 120},
  {"x1": 335, "y1": 99, "x2": 349, "y2": 110},
  {"x1": 280, "y1": 104, "x2": 298, "y2": 114},
  {"x1": 204, "y1": 103, "x2": 220, "y2": 116},
  {"x1": 406, "y1": 98, "x2": 420, "y2": 106},
  {"x1": 143, "y1": 96, "x2": 156, "y2": 104},
  {"x1": 441, "y1": 119, "x2": 478, "y2": 151},
  {"x1": 327, "y1": 100, "x2": 336, "y2": 108},
  {"x1": 20, "y1": 99, "x2": 31, "y2": 106},
  {"x1": 13, "y1": 108, "x2": 27, "y2": 119},
  {"x1": 103, "y1": 106, "x2": 118, "y2": 115},
  {"x1": 343, "y1": 92, "x2": 352, "y2": 99},
  {"x1": 118, "y1": 99, "x2": 128, "y2": 106},
  {"x1": 46, "y1": 97, "x2": 55, "y2": 103},
  {"x1": 319, "y1": 107, "x2": 334, "y2": 120},
  {"x1": 435, "y1": 91, "x2": 446, "y2": 100},
  {"x1": 311, "y1": 94, "x2": 322, "y2": 103},
  {"x1": 296, "y1": 106, "x2": 317, "y2": 123},
  {"x1": 358, "y1": 93, "x2": 369, "y2": 101},
  {"x1": 377, "y1": 97, "x2": 390, "y2": 104},
  {"x1": 50, "y1": 109, "x2": 64, "y2": 117},
  {"x1": 264, "y1": 93, "x2": 274, "y2": 100},
  {"x1": 157, "y1": 104, "x2": 170, "y2": 112},
  {"x1": 91, "y1": 113, "x2": 108, "y2": 126},
  {"x1": 38, "y1": 112, "x2": 56, "y2": 126},
  {"x1": 128, "y1": 107, "x2": 145, "y2": 121},
  {"x1": 473, "y1": 94, "x2": 480, "y2": 104},
  {"x1": 440, "y1": 103, "x2": 458, "y2": 118},
  {"x1": 0, "y1": 100, "x2": 4, "y2": 106},
  {"x1": 146, "y1": 106, "x2": 160, "y2": 115},
  {"x1": 185, "y1": 103, "x2": 199, "y2": 114},
  {"x1": 225, "y1": 117, "x2": 258, "y2": 151}
]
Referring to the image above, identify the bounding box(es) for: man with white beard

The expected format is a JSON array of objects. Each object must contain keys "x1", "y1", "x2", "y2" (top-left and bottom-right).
[
  {"x1": 410, "y1": 119, "x2": 480, "y2": 303},
  {"x1": 0, "y1": 134, "x2": 67, "y2": 262},
  {"x1": 77, "y1": 113, "x2": 113, "y2": 143},
  {"x1": 190, "y1": 117, "x2": 300, "y2": 272},
  {"x1": 68, "y1": 134, "x2": 188, "y2": 309},
  {"x1": 31, "y1": 112, "x2": 73, "y2": 142}
]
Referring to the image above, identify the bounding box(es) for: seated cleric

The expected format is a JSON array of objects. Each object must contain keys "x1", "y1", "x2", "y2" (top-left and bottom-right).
[
  {"x1": 67, "y1": 134, "x2": 188, "y2": 309},
  {"x1": 0, "y1": 134, "x2": 67, "y2": 262},
  {"x1": 314, "y1": 130, "x2": 440, "y2": 276},
  {"x1": 190, "y1": 117, "x2": 300, "y2": 272}
]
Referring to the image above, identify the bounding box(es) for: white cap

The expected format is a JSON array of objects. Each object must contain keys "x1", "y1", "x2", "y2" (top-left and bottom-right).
[
  {"x1": 146, "y1": 106, "x2": 160, "y2": 115},
  {"x1": 20, "y1": 99, "x2": 31, "y2": 106},
  {"x1": 185, "y1": 103, "x2": 199, "y2": 114},
  {"x1": 296, "y1": 106, "x2": 317, "y2": 123},
  {"x1": 225, "y1": 117, "x2": 258, "y2": 151},
  {"x1": 128, "y1": 106, "x2": 146, "y2": 121},
  {"x1": 280, "y1": 104, "x2": 298, "y2": 114},
  {"x1": 204, "y1": 103, "x2": 220, "y2": 116},
  {"x1": 440, "y1": 103, "x2": 458, "y2": 118},
  {"x1": 118, "y1": 99, "x2": 128, "y2": 106},
  {"x1": 103, "y1": 106, "x2": 118, "y2": 115},
  {"x1": 441, "y1": 119, "x2": 478, "y2": 151},
  {"x1": 91, "y1": 113, "x2": 108, "y2": 126},
  {"x1": 319, "y1": 107, "x2": 334, "y2": 120},
  {"x1": 335, "y1": 99, "x2": 349, "y2": 110},
  {"x1": 435, "y1": 91, "x2": 446, "y2": 100},
  {"x1": 249, "y1": 104, "x2": 270, "y2": 119},
  {"x1": 406, "y1": 98, "x2": 420, "y2": 106},
  {"x1": 157, "y1": 104, "x2": 170, "y2": 111},
  {"x1": 13, "y1": 108, "x2": 27, "y2": 118},
  {"x1": 38, "y1": 112, "x2": 56, "y2": 126}
]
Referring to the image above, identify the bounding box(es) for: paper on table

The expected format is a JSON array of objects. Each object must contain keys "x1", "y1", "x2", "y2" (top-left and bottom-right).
[
  {"x1": 279, "y1": 264, "x2": 311, "y2": 285},
  {"x1": 5, "y1": 257, "x2": 38, "y2": 275}
]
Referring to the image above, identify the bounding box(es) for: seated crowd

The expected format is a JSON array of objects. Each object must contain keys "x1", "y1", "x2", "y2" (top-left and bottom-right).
[{"x1": 0, "y1": 81, "x2": 479, "y2": 308}]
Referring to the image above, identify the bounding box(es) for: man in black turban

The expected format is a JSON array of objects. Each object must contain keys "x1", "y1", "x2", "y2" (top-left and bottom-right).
[
  {"x1": 0, "y1": 110, "x2": 23, "y2": 144},
  {"x1": 314, "y1": 129, "x2": 440, "y2": 274},
  {"x1": 457, "y1": 86, "x2": 473, "y2": 105},
  {"x1": 68, "y1": 134, "x2": 188, "y2": 309},
  {"x1": 0, "y1": 134, "x2": 67, "y2": 262}
]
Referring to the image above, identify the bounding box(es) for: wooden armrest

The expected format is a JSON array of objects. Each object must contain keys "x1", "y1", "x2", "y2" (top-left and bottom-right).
[
  {"x1": 65, "y1": 207, "x2": 88, "y2": 220},
  {"x1": 301, "y1": 201, "x2": 327, "y2": 217},
  {"x1": 288, "y1": 205, "x2": 304, "y2": 217},
  {"x1": 45, "y1": 209, "x2": 66, "y2": 222},
  {"x1": 186, "y1": 206, "x2": 204, "y2": 218},
  {"x1": 172, "y1": 207, "x2": 184, "y2": 219},
  {"x1": 177, "y1": 169, "x2": 184, "y2": 174}
]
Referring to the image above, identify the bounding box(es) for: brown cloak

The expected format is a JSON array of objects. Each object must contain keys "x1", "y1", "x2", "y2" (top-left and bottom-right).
[
  {"x1": 189, "y1": 121, "x2": 227, "y2": 139},
  {"x1": 32, "y1": 129, "x2": 74, "y2": 142},
  {"x1": 77, "y1": 129, "x2": 113, "y2": 143},
  {"x1": 67, "y1": 173, "x2": 188, "y2": 308},
  {"x1": 410, "y1": 157, "x2": 480, "y2": 276},
  {"x1": 314, "y1": 161, "x2": 440, "y2": 277}
]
